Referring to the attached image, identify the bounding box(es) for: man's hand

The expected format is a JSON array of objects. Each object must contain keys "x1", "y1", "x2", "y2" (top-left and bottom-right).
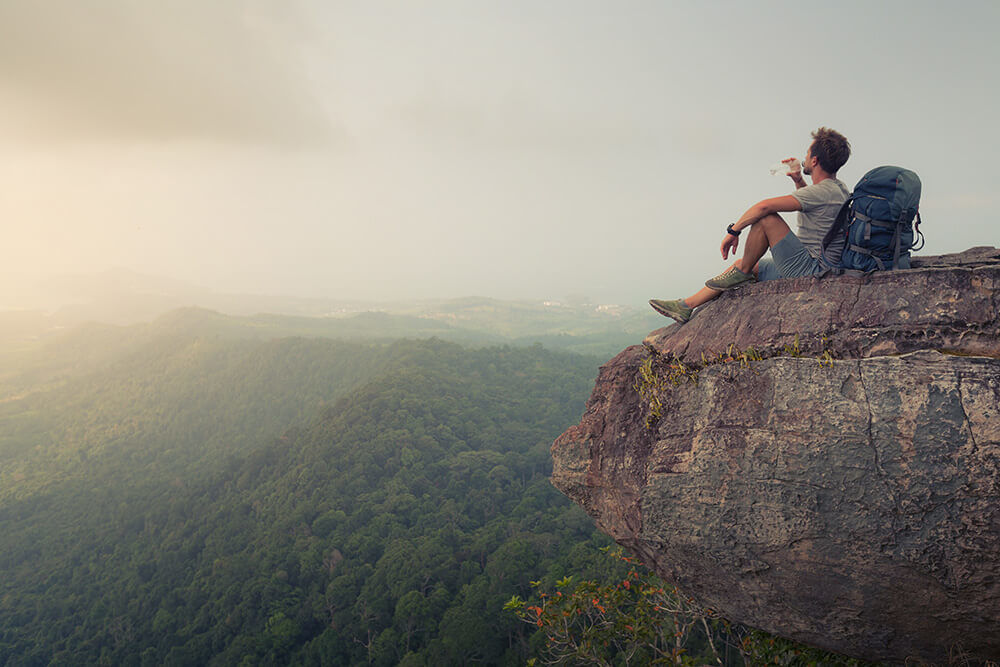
[
  {"x1": 720, "y1": 231, "x2": 739, "y2": 259},
  {"x1": 781, "y1": 157, "x2": 800, "y2": 174},
  {"x1": 784, "y1": 157, "x2": 806, "y2": 187}
]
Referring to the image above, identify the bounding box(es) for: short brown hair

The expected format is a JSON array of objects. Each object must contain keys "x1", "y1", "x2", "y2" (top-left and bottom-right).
[{"x1": 810, "y1": 127, "x2": 851, "y2": 174}]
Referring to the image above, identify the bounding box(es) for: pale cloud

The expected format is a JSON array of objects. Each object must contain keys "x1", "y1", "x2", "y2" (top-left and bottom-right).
[
  {"x1": 926, "y1": 193, "x2": 999, "y2": 211},
  {"x1": 392, "y1": 91, "x2": 669, "y2": 157},
  {"x1": 0, "y1": 0, "x2": 334, "y2": 146}
]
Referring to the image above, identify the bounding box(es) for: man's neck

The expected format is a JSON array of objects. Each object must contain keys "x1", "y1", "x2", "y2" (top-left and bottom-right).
[{"x1": 810, "y1": 168, "x2": 835, "y2": 185}]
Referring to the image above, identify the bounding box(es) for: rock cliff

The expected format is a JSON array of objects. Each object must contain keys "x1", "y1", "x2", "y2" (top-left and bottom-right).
[{"x1": 551, "y1": 247, "x2": 1000, "y2": 663}]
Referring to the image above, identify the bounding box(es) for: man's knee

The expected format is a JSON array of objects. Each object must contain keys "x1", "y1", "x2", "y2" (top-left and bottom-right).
[
  {"x1": 760, "y1": 212, "x2": 787, "y2": 227},
  {"x1": 759, "y1": 213, "x2": 791, "y2": 245}
]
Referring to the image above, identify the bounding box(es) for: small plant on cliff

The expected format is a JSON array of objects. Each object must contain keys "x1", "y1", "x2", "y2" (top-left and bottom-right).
[
  {"x1": 634, "y1": 354, "x2": 667, "y2": 427},
  {"x1": 506, "y1": 548, "x2": 897, "y2": 667},
  {"x1": 783, "y1": 333, "x2": 802, "y2": 357},
  {"x1": 706, "y1": 343, "x2": 763, "y2": 369},
  {"x1": 817, "y1": 334, "x2": 835, "y2": 367},
  {"x1": 504, "y1": 548, "x2": 725, "y2": 665},
  {"x1": 732, "y1": 627, "x2": 879, "y2": 666},
  {"x1": 633, "y1": 351, "x2": 702, "y2": 427},
  {"x1": 635, "y1": 345, "x2": 764, "y2": 429}
]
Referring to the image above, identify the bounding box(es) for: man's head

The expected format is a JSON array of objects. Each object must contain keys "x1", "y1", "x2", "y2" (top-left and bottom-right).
[{"x1": 803, "y1": 127, "x2": 850, "y2": 176}]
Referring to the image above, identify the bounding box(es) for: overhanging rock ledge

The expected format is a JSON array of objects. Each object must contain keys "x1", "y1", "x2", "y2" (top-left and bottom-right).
[{"x1": 552, "y1": 247, "x2": 1000, "y2": 663}]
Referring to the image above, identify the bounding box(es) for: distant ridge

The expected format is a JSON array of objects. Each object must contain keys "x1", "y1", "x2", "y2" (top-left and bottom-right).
[{"x1": 4, "y1": 273, "x2": 667, "y2": 356}]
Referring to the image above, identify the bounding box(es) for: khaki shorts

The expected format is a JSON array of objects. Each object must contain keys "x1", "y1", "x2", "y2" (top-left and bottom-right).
[{"x1": 757, "y1": 232, "x2": 825, "y2": 282}]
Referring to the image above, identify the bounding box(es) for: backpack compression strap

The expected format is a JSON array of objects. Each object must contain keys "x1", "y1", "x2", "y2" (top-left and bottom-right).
[
  {"x1": 912, "y1": 211, "x2": 925, "y2": 251},
  {"x1": 846, "y1": 211, "x2": 922, "y2": 271}
]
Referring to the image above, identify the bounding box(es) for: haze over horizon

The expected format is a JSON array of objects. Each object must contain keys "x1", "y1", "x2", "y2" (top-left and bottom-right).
[{"x1": 2, "y1": 0, "x2": 997, "y2": 308}]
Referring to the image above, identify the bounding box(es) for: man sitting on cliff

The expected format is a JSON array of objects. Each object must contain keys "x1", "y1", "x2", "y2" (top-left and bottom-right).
[{"x1": 650, "y1": 127, "x2": 851, "y2": 324}]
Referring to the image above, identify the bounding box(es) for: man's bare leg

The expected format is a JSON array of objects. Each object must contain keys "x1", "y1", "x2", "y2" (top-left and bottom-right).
[
  {"x1": 734, "y1": 213, "x2": 791, "y2": 274},
  {"x1": 682, "y1": 284, "x2": 721, "y2": 309},
  {"x1": 650, "y1": 214, "x2": 795, "y2": 323},
  {"x1": 676, "y1": 214, "x2": 794, "y2": 309}
]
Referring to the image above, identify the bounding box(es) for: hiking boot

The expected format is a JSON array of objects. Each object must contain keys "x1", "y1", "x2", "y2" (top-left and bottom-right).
[
  {"x1": 649, "y1": 298, "x2": 692, "y2": 324},
  {"x1": 705, "y1": 266, "x2": 756, "y2": 291}
]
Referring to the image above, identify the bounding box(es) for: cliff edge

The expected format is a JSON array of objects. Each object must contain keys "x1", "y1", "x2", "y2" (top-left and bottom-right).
[{"x1": 552, "y1": 247, "x2": 1000, "y2": 663}]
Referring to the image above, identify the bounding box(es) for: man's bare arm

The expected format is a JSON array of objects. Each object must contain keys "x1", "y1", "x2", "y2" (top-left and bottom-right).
[
  {"x1": 718, "y1": 195, "x2": 802, "y2": 259},
  {"x1": 730, "y1": 195, "x2": 801, "y2": 233}
]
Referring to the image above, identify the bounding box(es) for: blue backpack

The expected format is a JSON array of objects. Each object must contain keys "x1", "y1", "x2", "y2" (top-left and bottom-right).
[{"x1": 822, "y1": 166, "x2": 924, "y2": 271}]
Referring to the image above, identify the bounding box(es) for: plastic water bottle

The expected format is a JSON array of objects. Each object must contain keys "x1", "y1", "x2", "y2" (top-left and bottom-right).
[{"x1": 769, "y1": 158, "x2": 800, "y2": 176}]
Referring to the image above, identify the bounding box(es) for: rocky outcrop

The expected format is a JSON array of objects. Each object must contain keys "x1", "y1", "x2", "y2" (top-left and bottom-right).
[{"x1": 552, "y1": 247, "x2": 1000, "y2": 664}]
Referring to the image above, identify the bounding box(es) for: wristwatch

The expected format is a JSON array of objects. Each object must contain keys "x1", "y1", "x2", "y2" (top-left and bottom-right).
[{"x1": 726, "y1": 223, "x2": 741, "y2": 237}]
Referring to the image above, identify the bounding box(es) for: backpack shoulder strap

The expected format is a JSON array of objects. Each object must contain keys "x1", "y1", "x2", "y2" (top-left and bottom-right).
[{"x1": 820, "y1": 197, "x2": 853, "y2": 256}]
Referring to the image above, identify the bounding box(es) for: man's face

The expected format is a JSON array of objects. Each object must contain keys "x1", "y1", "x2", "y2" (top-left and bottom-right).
[{"x1": 803, "y1": 147, "x2": 814, "y2": 176}]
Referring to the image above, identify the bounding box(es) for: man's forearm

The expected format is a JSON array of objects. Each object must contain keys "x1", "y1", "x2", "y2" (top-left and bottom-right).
[
  {"x1": 726, "y1": 194, "x2": 802, "y2": 236},
  {"x1": 731, "y1": 203, "x2": 770, "y2": 233}
]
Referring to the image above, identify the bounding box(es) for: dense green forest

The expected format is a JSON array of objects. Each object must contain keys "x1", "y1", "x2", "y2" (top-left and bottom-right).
[{"x1": 0, "y1": 313, "x2": 637, "y2": 665}]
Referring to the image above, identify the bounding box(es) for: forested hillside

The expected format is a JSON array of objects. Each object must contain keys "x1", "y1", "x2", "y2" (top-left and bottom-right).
[
  {"x1": 0, "y1": 317, "x2": 626, "y2": 665},
  {"x1": 1, "y1": 325, "x2": 397, "y2": 500}
]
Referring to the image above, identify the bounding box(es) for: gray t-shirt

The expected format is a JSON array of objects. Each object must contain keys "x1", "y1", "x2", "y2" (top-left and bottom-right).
[{"x1": 791, "y1": 178, "x2": 850, "y2": 265}]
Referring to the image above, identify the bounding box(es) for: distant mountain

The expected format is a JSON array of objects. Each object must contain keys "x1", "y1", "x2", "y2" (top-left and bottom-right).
[
  {"x1": 4, "y1": 267, "x2": 370, "y2": 324},
  {"x1": 2, "y1": 273, "x2": 666, "y2": 355},
  {"x1": 7, "y1": 269, "x2": 663, "y2": 354}
]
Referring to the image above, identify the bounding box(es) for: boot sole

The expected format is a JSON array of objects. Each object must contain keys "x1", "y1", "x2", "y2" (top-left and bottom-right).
[{"x1": 649, "y1": 300, "x2": 690, "y2": 323}]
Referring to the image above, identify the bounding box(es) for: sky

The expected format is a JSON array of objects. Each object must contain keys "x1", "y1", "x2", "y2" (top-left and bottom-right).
[{"x1": 1, "y1": 0, "x2": 997, "y2": 306}]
